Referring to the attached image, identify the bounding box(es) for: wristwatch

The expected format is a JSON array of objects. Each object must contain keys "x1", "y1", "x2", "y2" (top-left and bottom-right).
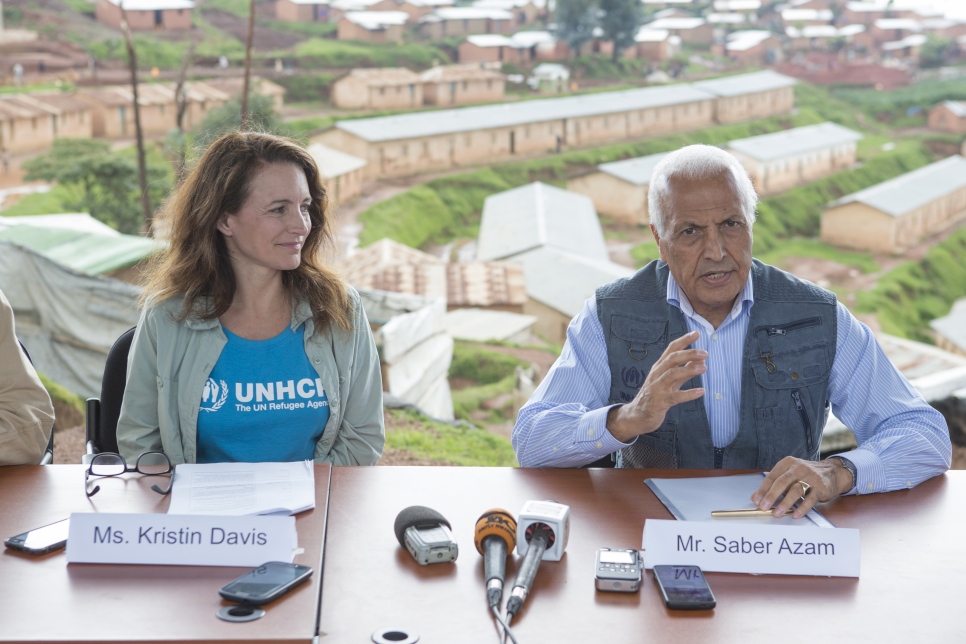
[{"x1": 828, "y1": 456, "x2": 857, "y2": 494}]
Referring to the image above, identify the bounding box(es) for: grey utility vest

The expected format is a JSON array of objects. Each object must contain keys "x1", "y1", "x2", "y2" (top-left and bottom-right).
[{"x1": 595, "y1": 259, "x2": 837, "y2": 470}]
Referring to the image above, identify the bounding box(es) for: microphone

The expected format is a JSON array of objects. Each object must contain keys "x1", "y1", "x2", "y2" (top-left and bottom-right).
[
  {"x1": 474, "y1": 508, "x2": 518, "y2": 607},
  {"x1": 505, "y1": 501, "x2": 571, "y2": 619},
  {"x1": 393, "y1": 505, "x2": 458, "y2": 566}
]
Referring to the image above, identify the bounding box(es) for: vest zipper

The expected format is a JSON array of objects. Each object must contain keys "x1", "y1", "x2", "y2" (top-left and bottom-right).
[
  {"x1": 791, "y1": 389, "x2": 813, "y2": 452},
  {"x1": 757, "y1": 317, "x2": 822, "y2": 336}
]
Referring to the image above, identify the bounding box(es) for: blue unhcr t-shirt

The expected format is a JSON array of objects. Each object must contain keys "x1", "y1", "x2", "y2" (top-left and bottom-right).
[{"x1": 196, "y1": 324, "x2": 330, "y2": 463}]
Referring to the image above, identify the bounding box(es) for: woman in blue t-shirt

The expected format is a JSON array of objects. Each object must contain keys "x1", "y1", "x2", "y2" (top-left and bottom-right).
[{"x1": 116, "y1": 132, "x2": 385, "y2": 465}]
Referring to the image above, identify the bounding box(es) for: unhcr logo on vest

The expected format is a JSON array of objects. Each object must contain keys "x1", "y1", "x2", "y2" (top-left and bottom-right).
[{"x1": 201, "y1": 378, "x2": 229, "y2": 412}]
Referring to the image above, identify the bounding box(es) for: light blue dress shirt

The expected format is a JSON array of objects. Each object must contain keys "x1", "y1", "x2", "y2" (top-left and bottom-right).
[{"x1": 512, "y1": 271, "x2": 951, "y2": 494}]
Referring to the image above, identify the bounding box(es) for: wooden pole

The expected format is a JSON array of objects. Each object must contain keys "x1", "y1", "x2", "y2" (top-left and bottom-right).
[
  {"x1": 173, "y1": 43, "x2": 196, "y2": 184},
  {"x1": 119, "y1": 2, "x2": 152, "y2": 232},
  {"x1": 241, "y1": 0, "x2": 256, "y2": 130}
]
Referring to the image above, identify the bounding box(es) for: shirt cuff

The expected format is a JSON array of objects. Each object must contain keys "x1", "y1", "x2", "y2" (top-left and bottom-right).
[
  {"x1": 576, "y1": 404, "x2": 636, "y2": 454},
  {"x1": 832, "y1": 448, "x2": 886, "y2": 495}
]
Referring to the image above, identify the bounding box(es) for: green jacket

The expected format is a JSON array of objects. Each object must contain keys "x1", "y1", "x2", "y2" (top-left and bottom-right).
[{"x1": 116, "y1": 288, "x2": 385, "y2": 465}]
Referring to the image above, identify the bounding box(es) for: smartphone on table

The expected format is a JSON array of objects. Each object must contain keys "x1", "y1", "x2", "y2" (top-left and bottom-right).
[
  {"x1": 219, "y1": 561, "x2": 313, "y2": 605},
  {"x1": 4, "y1": 518, "x2": 70, "y2": 555},
  {"x1": 653, "y1": 564, "x2": 716, "y2": 610}
]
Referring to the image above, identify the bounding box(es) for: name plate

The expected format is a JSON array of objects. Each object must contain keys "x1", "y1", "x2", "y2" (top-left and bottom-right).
[
  {"x1": 66, "y1": 513, "x2": 297, "y2": 567},
  {"x1": 642, "y1": 519, "x2": 860, "y2": 577}
]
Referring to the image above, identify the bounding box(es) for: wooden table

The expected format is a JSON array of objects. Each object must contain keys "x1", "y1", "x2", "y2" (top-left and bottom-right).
[
  {"x1": 320, "y1": 467, "x2": 964, "y2": 643},
  {"x1": 0, "y1": 464, "x2": 331, "y2": 644}
]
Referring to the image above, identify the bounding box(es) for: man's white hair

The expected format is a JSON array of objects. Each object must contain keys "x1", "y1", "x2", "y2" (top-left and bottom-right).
[{"x1": 647, "y1": 144, "x2": 758, "y2": 237}]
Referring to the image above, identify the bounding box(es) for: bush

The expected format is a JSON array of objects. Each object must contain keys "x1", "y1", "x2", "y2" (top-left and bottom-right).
[{"x1": 273, "y1": 73, "x2": 338, "y2": 103}]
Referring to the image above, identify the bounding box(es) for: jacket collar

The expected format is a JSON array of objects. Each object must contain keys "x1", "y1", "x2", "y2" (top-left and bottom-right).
[{"x1": 182, "y1": 295, "x2": 314, "y2": 331}]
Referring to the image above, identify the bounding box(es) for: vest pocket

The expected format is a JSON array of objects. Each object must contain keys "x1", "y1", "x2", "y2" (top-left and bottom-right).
[
  {"x1": 751, "y1": 341, "x2": 830, "y2": 390},
  {"x1": 621, "y1": 427, "x2": 677, "y2": 469},
  {"x1": 754, "y1": 405, "x2": 785, "y2": 469}
]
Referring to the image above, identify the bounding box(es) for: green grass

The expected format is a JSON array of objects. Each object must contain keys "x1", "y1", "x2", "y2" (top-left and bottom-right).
[
  {"x1": 265, "y1": 20, "x2": 337, "y2": 38},
  {"x1": 0, "y1": 82, "x2": 74, "y2": 95},
  {"x1": 0, "y1": 185, "x2": 77, "y2": 217},
  {"x1": 37, "y1": 373, "x2": 86, "y2": 415},
  {"x1": 831, "y1": 77, "x2": 966, "y2": 122},
  {"x1": 856, "y1": 225, "x2": 966, "y2": 343},
  {"x1": 449, "y1": 343, "x2": 529, "y2": 421},
  {"x1": 756, "y1": 238, "x2": 880, "y2": 274},
  {"x1": 385, "y1": 409, "x2": 518, "y2": 466},
  {"x1": 80, "y1": 35, "x2": 190, "y2": 69},
  {"x1": 452, "y1": 376, "x2": 518, "y2": 421},
  {"x1": 294, "y1": 38, "x2": 450, "y2": 69},
  {"x1": 630, "y1": 239, "x2": 660, "y2": 267},
  {"x1": 200, "y1": 0, "x2": 250, "y2": 17}
]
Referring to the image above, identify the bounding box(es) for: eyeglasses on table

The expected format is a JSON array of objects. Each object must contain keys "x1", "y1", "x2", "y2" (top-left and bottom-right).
[{"x1": 85, "y1": 451, "x2": 174, "y2": 497}]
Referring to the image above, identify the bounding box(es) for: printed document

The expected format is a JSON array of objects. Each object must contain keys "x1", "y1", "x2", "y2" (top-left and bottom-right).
[
  {"x1": 645, "y1": 473, "x2": 835, "y2": 528},
  {"x1": 167, "y1": 460, "x2": 315, "y2": 516}
]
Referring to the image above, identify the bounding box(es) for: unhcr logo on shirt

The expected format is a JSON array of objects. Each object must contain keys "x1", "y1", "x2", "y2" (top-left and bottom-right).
[
  {"x1": 200, "y1": 378, "x2": 229, "y2": 412},
  {"x1": 200, "y1": 378, "x2": 329, "y2": 413}
]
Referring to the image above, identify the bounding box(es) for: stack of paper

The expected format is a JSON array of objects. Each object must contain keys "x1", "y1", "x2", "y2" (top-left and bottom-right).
[{"x1": 167, "y1": 461, "x2": 315, "y2": 516}]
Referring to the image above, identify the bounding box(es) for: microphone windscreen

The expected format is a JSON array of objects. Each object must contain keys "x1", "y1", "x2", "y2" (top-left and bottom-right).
[
  {"x1": 393, "y1": 506, "x2": 452, "y2": 547},
  {"x1": 474, "y1": 508, "x2": 517, "y2": 554}
]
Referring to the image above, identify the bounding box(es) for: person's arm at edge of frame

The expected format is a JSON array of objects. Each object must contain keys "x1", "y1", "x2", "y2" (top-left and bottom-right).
[
  {"x1": 827, "y1": 302, "x2": 951, "y2": 495},
  {"x1": 322, "y1": 288, "x2": 385, "y2": 466},
  {"x1": 116, "y1": 306, "x2": 166, "y2": 463},
  {"x1": 0, "y1": 289, "x2": 54, "y2": 465},
  {"x1": 512, "y1": 298, "x2": 634, "y2": 468}
]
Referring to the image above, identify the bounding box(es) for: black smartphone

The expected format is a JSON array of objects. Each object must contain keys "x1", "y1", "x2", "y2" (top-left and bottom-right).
[
  {"x1": 653, "y1": 564, "x2": 716, "y2": 610},
  {"x1": 4, "y1": 518, "x2": 70, "y2": 555},
  {"x1": 219, "y1": 561, "x2": 313, "y2": 605}
]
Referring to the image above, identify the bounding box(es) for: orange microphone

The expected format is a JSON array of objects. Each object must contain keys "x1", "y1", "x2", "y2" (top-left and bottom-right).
[{"x1": 474, "y1": 509, "x2": 518, "y2": 608}]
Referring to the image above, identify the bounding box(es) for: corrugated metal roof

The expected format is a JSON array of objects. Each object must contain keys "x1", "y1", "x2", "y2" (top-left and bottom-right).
[
  {"x1": 931, "y1": 299, "x2": 966, "y2": 355},
  {"x1": 420, "y1": 65, "x2": 504, "y2": 82},
  {"x1": 424, "y1": 7, "x2": 513, "y2": 19},
  {"x1": 882, "y1": 34, "x2": 927, "y2": 50},
  {"x1": 635, "y1": 28, "x2": 671, "y2": 42},
  {"x1": 307, "y1": 143, "x2": 368, "y2": 179},
  {"x1": 828, "y1": 155, "x2": 966, "y2": 217},
  {"x1": 0, "y1": 213, "x2": 119, "y2": 236},
  {"x1": 728, "y1": 122, "x2": 862, "y2": 161},
  {"x1": 340, "y1": 67, "x2": 421, "y2": 85},
  {"x1": 466, "y1": 34, "x2": 513, "y2": 47},
  {"x1": 713, "y1": 0, "x2": 760, "y2": 10},
  {"x1": 336, "y1": 82, "x2": 714, "y2": 142},
  {"x1": 512, "y1": 246, "x2": 634, "y2": 317},
  {"x1": 941, "y1": 100, "x2": 966, "y2": 118},
  {"x1": 0, "y1": 224, "x2": 163, "y2": 274},
  {"x1": 344, "y1": 10, "x2": 409, "y2": 27},
  {"x1": 443, "y1": 308, "x2": 536, "y2": 342},
  {"x1": 645, "y1": 17, "x2": 707, "y2": 30},
  {"x1": 597, "y1": 152, "x2": 670, "y2": 186},
  {"x1": 105, "y1": 0, "x2": 194, "y2": 8},
  {"x1": 477, "y1": 182, "x2": 609, "y2": 262},
  {"x1": 781, "y1": 8, "x2": 833, "y2": 21},
  {"x1": 725, "y1": 30, "x2": 775, "y2": 51},
  {"x1": 691, "y1": 69, "x2": 797, "y2": 97}
]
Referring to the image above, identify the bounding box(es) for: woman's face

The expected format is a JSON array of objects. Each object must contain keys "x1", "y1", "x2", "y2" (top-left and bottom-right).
[{"x1": 217, "y1": 162, "x2": 312, "y2": 275}]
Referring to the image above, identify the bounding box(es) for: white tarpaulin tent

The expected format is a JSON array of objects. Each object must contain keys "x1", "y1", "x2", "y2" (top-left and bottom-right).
[{"x1": 0, "y1": 241, "x2": 141, "y2": 398}]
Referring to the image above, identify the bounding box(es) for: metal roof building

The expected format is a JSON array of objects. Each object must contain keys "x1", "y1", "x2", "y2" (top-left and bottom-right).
[
  {"x1": 597, "y1": 152, "x2": 670, "y2": 186},
  {"x1": 727, "y1": 122, "x2": 863, "y2": 162},
  {"x1": 477, "y1": 182, "x2": 609, "y2": 262},
  {"x1": 828, "y1": 155, "x2": 966, "y2": 217},
  {"x1": 930, "y1": 299, "x2": 966, "y2": 357},
  {"x1": 335, "y1": 83, "x2": 715, "y2": 142},
  {"x1": 691, "y1": 69, "x2": 797, "y2": 97},
  {"x1": 0, "y1": 215, "x2": 163, "y2": 277}
]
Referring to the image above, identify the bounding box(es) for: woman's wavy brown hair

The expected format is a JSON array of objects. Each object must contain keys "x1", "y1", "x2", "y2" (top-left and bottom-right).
[{"x1": 141, "y1": 131, "x2": 351, "y2": 331}]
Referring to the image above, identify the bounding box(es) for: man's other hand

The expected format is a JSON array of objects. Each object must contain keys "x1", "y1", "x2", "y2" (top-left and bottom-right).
[
  {"x1": 606, "y1": 330, "x2": 706, "y2": 443},
  {"x1": 752, "y1": 457, "x2": 853, "y2": 519}
]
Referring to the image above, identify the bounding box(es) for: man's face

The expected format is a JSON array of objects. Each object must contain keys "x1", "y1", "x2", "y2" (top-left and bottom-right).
[{"x1": 651, "y1": 171, "x2": 753, "y2": 327}]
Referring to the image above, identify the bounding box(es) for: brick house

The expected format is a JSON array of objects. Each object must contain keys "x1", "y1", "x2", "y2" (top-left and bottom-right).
[
  {"x1": 420, "y1": 65, "x2": 505, "y2": 106},
  {"x1": 95, "y1": 0, "x2": 194, "y2": 30},
  {"x1": 331, "y1": 68, "x2": 423, "y2": 109}
]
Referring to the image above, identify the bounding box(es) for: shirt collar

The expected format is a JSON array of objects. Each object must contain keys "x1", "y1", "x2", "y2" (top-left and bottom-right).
[{"x1": 666, "y1": 269, "x2": 754, "y2": 326}]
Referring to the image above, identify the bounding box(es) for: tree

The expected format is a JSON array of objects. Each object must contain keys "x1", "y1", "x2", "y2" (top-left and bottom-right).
[
  {"x1": 118, "y1": 1, "x2": 152, "y2": 231},
  {"x1": 22, "y1": 139, "x2": 169, "y2": 235},
  {"x1": 598, "y1": 0, "x2": 643, "y2": 62},
  {"x1": 555, "y1": 0, "x2": 599, "y2": 58},
  {"x1": 192, "y1": 93, "x2": 291, "y2": 153},
  {"x1": 920, "y1": 35, "x2": 954, "y2": 69}
]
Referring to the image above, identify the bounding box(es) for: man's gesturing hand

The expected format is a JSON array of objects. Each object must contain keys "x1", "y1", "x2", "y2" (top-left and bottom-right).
[
  {"x1": 606, "y1": 330, "x2": 706, "y2": 443},
  {"x1": 751, "y1": 457, "x2": 854, "y2": 519}
]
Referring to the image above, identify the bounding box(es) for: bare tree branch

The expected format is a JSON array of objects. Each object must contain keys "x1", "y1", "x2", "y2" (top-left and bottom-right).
[
  {"x1": 174, "y1": 42, "x2": 196, "y2": 184},
  {"x1": 119, "y1": 2, "x2": 152, "y2": 233},
  {"x1": 241, "y1": 0, "x2": 256, "y2": 130}
]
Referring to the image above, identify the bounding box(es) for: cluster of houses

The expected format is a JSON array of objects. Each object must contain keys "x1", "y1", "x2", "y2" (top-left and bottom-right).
[
  {"x1": 313, "y1": 70, "x2": 798, "y2": 179},
  {"x1": 0, "y1": 77, "x2": 285, "y2": 155},
  {"x1": 331, "y1": 65, "x2": 506, "y2": 110}
]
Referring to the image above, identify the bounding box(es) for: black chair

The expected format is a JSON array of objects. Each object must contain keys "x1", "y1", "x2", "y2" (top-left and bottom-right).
[
  {"x1": 18, "y1": 340, "x2": 53, "y2": 465},
  {"x1": 85, "y1": 327, "x2": 136, "y2": 458}
]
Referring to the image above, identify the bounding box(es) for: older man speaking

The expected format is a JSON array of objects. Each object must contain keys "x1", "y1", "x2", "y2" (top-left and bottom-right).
[{"x1": 512, "y1": 145, "x2": 950, "y2": 519}]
